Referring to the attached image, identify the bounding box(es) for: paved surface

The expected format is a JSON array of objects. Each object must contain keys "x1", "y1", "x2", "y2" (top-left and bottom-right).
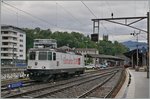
[
  {"x1": 116, "y1": 68, "x2": 149, "y2": 98},
  {"x1": 130, "y1": 69, "x2": 149, "y2": 98}
]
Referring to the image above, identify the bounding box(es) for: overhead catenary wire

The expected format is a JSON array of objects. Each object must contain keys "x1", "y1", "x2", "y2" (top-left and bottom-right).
[
  {"x1": 2, "y1": 1, "x2": 80, "y2": 31},
  {"x1": 81, "y1": 1, "x2": 97, "y2": 18},
  {"x1": 56, "y1": 2, "x2": 85, "y2": 26},
  {"x1": 2, "y1": 3, "x2": 48, "y2": 29},
  {"x1": 81, "y1": 1, "x2": 111, "y2": 34},
  {"x1": 2, "y1": 1, "x2": 57, "y2": 27}
]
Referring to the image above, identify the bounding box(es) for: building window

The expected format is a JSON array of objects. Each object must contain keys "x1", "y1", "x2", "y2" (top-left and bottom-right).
[
  {"x1": 20, "y1": 55, "x2": 23, "y2": 57},
  {"x1": 13, "y1": 37, "x2": 17, "y2": 40},
  {"x1": 20, "y1": 39, "x2": 23, "y2": 42},
  {"x1": 20, "y1": 34, "x2": 23, "y2": 37},
  {"x1": 20, "y1": 50, "x2": 23, "y2": 52},
  {"x1": 2, "y1": 42, "x2": 8, "y2": 45},
  {"x1": 53, "y1": 53, "x2": 56, "y2": 60},
  {"x1": 2, "y1": 37, "x2": 8, "y2": 40},
  {"x1": 48, "y1": 52, "x2": 52, "y2": 60},
  {"x1": 13, "y1": 32, "x2": 17, "y2": 35},
  {"x1": 4, "y1": 31, "x2": 8, "y2": 34},
  {"x1": 20, "y1": 44, "x2": 23, "y2": 47}
]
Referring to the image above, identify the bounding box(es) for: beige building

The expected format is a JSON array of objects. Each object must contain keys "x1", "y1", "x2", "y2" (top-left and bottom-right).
[{"x1": 75, "y1": 48, "x2": 99, "y2": 65}]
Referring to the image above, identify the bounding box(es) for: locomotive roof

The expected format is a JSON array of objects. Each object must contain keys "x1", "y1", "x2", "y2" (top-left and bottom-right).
[
  {"x1": 29, "y1": 48, "x2": 82, "y2": 55},
  {"x1": 29, "y1": 48, "x2": 56, "y2": 51}
]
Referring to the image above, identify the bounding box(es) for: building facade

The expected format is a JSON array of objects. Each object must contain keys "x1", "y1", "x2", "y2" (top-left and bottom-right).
[
  {"x1": 75, "y1": 48, "x2": 99, "y2": 65},
  {"x1": 1, "y1": 25, "x2": 26, "y2": 66},
  {"x1": 34, "y1": 39, "x2": 57, "y2": 48},
  {"x1": 75, "y1": 48, "x2": 99, "y2": 55}
]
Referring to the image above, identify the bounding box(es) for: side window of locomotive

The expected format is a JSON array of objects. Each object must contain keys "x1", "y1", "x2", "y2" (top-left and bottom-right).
[
  {"x1": 39, "y1": 52, "x2": 47, "y2": 60},
  {"x1": 53, "y1": 53, "x2": 56, "y2": 60},
  {"x1": 29, "y1": 52, "x2": 36, "y2": 60},
  {"x1": 48, "y1": 52, "x2": 52, "y2": 60}
]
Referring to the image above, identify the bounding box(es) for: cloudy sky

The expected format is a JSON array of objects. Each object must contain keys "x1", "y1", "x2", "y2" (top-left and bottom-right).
[{"x1": 1, "y1": 1, "x2": 149, "y2": 42}]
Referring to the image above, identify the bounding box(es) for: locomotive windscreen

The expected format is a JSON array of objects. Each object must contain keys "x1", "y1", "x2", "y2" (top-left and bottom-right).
[
  {"x1": 39, "y1": 52, "x2": 47, "y2": 60},
  {"x1": 29, "y1": 52, "x2": 36, "y2": 60}
]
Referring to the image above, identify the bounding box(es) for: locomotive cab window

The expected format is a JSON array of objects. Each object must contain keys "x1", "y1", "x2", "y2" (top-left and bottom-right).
[
  {"x1": 39, "y1": 52, "x2": 47, "y2": 60},
  {"x1": 53, "y1": 53, "x2": 56, "y2": 60},
  {"x1": 48, "y1": 52, "x2": 52, "y2": 60},
  {"x1": 29, "y1": 52, "x2": 36, "y2": 60}
]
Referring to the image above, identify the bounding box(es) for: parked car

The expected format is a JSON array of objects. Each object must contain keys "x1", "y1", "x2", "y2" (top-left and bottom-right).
[
  {"x1": 99, "y1": 64, "x2": 107, "y2": 69},
  {"x1": 84, "y1": 64, "x2": 96, "y2": 69}
]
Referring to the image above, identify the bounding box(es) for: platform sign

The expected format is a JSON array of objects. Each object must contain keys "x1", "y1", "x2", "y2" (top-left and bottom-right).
[{"x1": 7, "y1": 81, "x2": 23, "y2": 89}]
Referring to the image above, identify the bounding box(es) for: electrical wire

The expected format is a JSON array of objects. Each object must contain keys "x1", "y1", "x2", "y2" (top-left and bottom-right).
[
  {"x1": 56, "y1": 2, "x2": 85, "y2": 26},
  {"x1": 2, "y1": 3, "x2": 47, "y2": 28},
  {"x1": 2, "y1": 1, "x2": 66, "y2": 29},
  {"x1": 81, "y1": 1, "x2": 97, "y2": 18}
]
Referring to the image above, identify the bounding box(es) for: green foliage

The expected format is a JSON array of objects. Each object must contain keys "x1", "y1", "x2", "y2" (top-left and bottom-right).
[
  {"x1": 97, "y1": 40, "x2": 129, "y2": 55},
  {"x1": 24, "y1": 27, "x2": 128, "y2": 55}
]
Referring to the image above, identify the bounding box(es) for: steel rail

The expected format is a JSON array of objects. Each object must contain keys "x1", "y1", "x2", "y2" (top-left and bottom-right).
[
  {"x1": 78, "y1": 71, "x2": 117, "y2": 98},
  {"x1": 5, "y1": 69, "x2": 119, "y2": 98}
]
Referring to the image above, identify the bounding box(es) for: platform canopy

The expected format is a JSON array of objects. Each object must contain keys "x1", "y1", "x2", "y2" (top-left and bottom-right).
[{"x1": 87, "y1": 54, "x2": 124, "y2": 61}]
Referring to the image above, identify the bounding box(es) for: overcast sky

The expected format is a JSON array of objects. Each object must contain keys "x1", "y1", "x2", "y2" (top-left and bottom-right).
[{"x1": 1, "y1": 1, "x2": 149, "y2": 42}]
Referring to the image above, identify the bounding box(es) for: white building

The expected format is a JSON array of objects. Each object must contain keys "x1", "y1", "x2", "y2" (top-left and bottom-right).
[
  {"x1": 34, "y1": 39, "x2": 57, "y2": 48},
  {"x1": 1, "y1": 25, "x2": 26, "y2": 65}
]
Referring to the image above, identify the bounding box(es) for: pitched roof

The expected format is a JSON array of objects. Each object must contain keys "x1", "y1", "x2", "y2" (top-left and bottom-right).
[
  {"x1": 75, "y1": 48, "x2": 98, "y2": 51},
  {"x1": 87, "y1": 54, "x2": 124, "y2": 61}
]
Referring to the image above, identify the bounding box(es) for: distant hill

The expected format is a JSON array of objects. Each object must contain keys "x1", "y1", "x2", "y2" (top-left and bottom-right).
[{"x1": 121, "y1": 41, "x2": 147, "y2": 51}]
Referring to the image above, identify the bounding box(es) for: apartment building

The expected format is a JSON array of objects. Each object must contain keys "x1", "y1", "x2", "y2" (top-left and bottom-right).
[{"x1": 1, "y1": 25, "x2": 26, "y2": 65}]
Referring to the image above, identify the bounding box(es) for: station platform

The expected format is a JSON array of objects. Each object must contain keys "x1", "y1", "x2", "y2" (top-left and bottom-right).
[{"x1": 116, "y1": 68, "x2": 149, "y2": 98}]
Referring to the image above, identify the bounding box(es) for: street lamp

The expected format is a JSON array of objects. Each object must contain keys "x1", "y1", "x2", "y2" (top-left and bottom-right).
[
  {"x1": 12, "y1": 44, "x2": 15, "y2": 66},
  {"x1": 15, "y1": 56, "x2": 18, "y2": 67},
  {"x1": 85, "y1": 41, "x2": 88, "y2": 65},
  {"x1": 130, "y1": 30, "x2": 140, "y2": 69}
]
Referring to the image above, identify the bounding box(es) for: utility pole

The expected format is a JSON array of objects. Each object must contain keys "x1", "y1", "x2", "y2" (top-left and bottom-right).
[
  {"x1": 12, "y1": 44, "x2": 14, "y2": 67},
  {"x1": 147, "y1": 12, "x2": 149, "y2": 78},
  {"x1": 0, "y1": 0, "x2": 1, "y2": 67},
  {"x1": 85, "y1": 41, "x2": 88, "y2": 66},
  {"x1": 130, "y1": 31, "x2": 140, "y2": 68}
]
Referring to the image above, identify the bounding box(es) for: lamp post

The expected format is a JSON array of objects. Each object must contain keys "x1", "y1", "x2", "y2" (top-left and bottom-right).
[
  {"x1": 15, "y1": 56, "x2": 18, "y2": 67},
  {"x1": 130, "y1": 30, "x2": 140, "y2": 69},
  {"x1": 85, "y1": 41, "x2": 88, "y2": 65},
  {"x1": 12, "y1": 44, "x2": 15, "y2": 67}
]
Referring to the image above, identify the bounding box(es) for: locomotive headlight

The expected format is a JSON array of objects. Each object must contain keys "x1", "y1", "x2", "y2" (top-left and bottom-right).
[
  {"x1": 35, "y1": 62, "x2": 38, "y2": 66},
  {"x1": 27, "y1": 66, "x2": 31, "y2": 69},
  {"x1": 42, "y1": 66, "x2": 46, "y2": 69}
]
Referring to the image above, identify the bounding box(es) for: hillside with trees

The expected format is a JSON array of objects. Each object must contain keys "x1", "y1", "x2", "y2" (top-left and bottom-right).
[{"x1": 25, "y1": 27, "x2": 129, "y2": 55}]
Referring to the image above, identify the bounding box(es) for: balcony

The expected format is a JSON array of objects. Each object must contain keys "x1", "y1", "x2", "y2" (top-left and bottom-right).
[
  {"x1": 1, "y1": 56, "x2": 13, "y2": 59},
  {"x1": 2, "y1": 33, "x2": 18, "y2": 38},
  {"x1": 2, "y1": 39, "x2": 18, "y2": 43},
  {"x1": 1, "y1": 50, "x2": 17, "y2": 54},
  {"x1": 1, "y1": 45, "x2": 17, "y2": 48},
  {"x1": 2, "y1": 29, "x2": 20, "y2": 33}
]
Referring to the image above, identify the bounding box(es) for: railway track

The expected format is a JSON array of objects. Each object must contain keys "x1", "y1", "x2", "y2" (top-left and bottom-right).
[
  {"x1": 1, "y1": 67, "x2": 117, "y2": 92},
  {"x1": 3, "y1": 68, "x2": 120, "y2": 98},
  {"x1": 79, "y1": 69, "x2": 122, "y2": 98}
]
